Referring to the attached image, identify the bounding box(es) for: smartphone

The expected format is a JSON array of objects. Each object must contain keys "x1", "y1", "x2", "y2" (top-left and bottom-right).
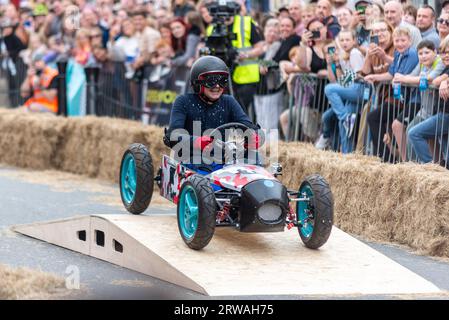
[
  {"x1": 327, "y1": 46, "x2": 336, "y2": 55},
  {"x1": 371, "y1": 35, "x2": 379, "y2": 45},
  {"x1": 311, "y1": 31, "x2": 321, "y2": 39},
  {"x1": 356, "y1": 5, "x2": 366, "y2": 15}
]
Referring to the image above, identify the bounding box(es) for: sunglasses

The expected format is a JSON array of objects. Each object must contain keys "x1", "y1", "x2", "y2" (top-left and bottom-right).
[
  {"x1": 437, "y1": 18, "x2": 449, "y2": 26},
  {"x1": 90, "y1": 34, "x2": 102, "y2": 38},
  {"x1": 199, "y1": 73, "x2": 229, "y2": 89}
]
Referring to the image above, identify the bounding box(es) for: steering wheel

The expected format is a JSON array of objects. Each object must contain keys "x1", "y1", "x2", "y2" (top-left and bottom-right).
[
  {"x1": 210, "y1": 122, "x2": 265, "y2": 145},
  {"x1": 205, "y1": 122, "x2": 265, "y2": 164}
]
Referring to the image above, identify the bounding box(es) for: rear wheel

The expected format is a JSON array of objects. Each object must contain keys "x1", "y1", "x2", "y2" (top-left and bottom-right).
[
  {"x1": 297, "y1": 174, "x2": 333, "y2": 249},
  {"x1": 177, "y1": 175, "x2": 216, "y2": 250},
  {"x1": 119, "y1": 143, "x2": 154, "y2": 214}
]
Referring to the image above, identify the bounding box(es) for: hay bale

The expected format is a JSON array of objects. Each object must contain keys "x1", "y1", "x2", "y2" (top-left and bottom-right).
[
  {"x1": 0, "y1": 109, "x2": 168, "y2": 182},
  {"x1": 1, "y1": 109, "x2": 449, "y2": 258},
  {"x1": 0, "y1": 264, "x2": 66, "y2": 299},
  {"x1": 277, "y1": 142, "x2": 449, "y2": 257}
]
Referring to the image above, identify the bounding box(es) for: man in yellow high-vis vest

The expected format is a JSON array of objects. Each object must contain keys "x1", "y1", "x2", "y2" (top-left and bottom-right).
[{"x1": 205, "y1": 1, "x2": 264, "y2": 115}]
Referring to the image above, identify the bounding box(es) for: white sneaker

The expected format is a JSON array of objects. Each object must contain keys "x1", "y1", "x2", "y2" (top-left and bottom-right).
[{"x1": 315, "y1": 134, "x2": 330, "y2": 150}]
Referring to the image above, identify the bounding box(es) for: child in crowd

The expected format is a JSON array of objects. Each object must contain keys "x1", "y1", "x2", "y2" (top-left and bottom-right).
[
  {"x1": 365, "y1": 27, "x2": 419, "y2": 162},
  {"x1": 408, "y1": 36, "x2": 449, "y2": 165},
  {"x1": 390, "y1": 40, "x2": 444, "y2": 161},
  {"x1": 316, "y1": 30, "x2": 365, "y2": 153}
]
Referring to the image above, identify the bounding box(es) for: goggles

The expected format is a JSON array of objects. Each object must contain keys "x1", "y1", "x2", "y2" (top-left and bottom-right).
[{"x1": 198, "y1": 73, "x2": 229, "y2": 89}]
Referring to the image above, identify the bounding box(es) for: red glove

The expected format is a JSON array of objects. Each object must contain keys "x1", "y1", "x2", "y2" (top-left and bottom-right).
[
  {"x1": 193, "y1": 136, "x2": 213, "y2": 150},
  {"x1": 245, "y1": 134, "x2": 260, "y2": 150}
]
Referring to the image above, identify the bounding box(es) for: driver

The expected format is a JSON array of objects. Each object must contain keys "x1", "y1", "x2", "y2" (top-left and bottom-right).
[{"x1": 163, "y1": 55, "x2": 260, "y2": 170}]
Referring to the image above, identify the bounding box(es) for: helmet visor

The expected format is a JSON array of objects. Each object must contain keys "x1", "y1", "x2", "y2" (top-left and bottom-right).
[{"x1": 199, "y1": 72, "x2": 229, "y2": 89}]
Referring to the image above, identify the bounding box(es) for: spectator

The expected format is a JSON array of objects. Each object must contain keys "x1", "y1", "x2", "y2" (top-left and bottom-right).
[
  {"x1": 288, "y1": 0, "x2": 305, "y2": 36},
  {"x1": 336, "y1": 7, "x2": 354, "y2": 31},
  {"x1": 45, "y1": 0, "x2": 64, "y2": 37},
  {"x1": 73, "y1": 28, "x2": 93, "y2": 66},
  {"x1": 390, "y1": 40, "x2": 444, "y2": 161},
  {"x1": 437, "y1": 11, "x2": 449, "y2": 43},
  {"x1": 384, "y1": 0, "x2": 422, "y2": 47},
  {"x1": 169, "y1": 17, "x2": 201, "y2": 68},
  {"x1": 356, "y1": 19, "x2": 395, "y2": 153},
  {"x1": 408, "y1": 36, "x2": 449, "y2": 165},
  {"x1": 185, "y1": 11, "x2": 206, "y2": 38},
  {"x1": 272, "y1": 17, "x2": 301, "y2": 63},
  {"x1": 302, "y1": 3, "x2": 318, "y2": 27},
  {"x1": 20, "y1": 52, "x2": 58, "y2": 114},
  {"x1": 131, "y1": 10, "x2": 161, "y2": 71},
  {"x1": 353, "y1": 0, "x2": 373, "y2": 55},
  {"x1": 317, "y1": 30, "x2": 365, "y2": 153},
  {"x1": 365, "y1": 2, "x2": 384, "y2": 29},
  {"x1": 108, "y1": 19, "x2": 139, "y2": 78},
  {"x1": 443, "y1": 0, "x2": 449, "y2": 14},
  {"x1": 159, "y1": 22, "x2": 173, "y2": 47},
  {"x1": 260, "y1": 18, "x2": 281, "y2": 64},
  {"x1": 416, "y1": 5, "x2": 439, "y2": 49},
  {"x1": 277, "y1": 6, "x2": 290, "y2": 19},
  {"x1": 279, "y1": 18, "x2": 328, "y2": 138},
  {"x1": 316, "y1": 0, "x2": 341, "y2": 39},
  {"x1": 330, "y1": 0, "x2": 348, "y2": 14},
  {"x1": 296, "y1": 18, "x2": 328, "y2": 75},
  {"x1": 365, "y1": 27, "x2": 419, "y2": 162},
  {"x1": 32, "y1": 3, "x2": 49, "y2": 39},
  {"x1": 150, "y1": 40, "x2": 175, "y2": 66},
  {"x1": 196, "y1": 0, "x2": 212, "y2": 29},
  {"x1": 403, "y1": 4, "x2": 417, "y2": 25},
  {"x1": 172, "y1": 0, "x2": 194, "y2": 17},
  {"x1": 280, "y1": 46, "x2": 301, "y2": 82},
  {"x1": 19, "y1": 33, "x2": 47, "y2": 66},
  {"x1": 89, "y1": 27, "x2": 104, "y2": 48},
  {"x1": 43, "y1": 36, "x2": 66, "y2": 68}
]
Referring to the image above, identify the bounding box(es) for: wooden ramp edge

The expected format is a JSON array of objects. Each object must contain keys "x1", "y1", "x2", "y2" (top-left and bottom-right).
[{"x1": 13, "y1": 214, "x2": 441, "y2": 296}]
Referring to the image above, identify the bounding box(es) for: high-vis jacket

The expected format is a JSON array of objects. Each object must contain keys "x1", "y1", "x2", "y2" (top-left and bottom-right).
[
  {"x1": 207, "y1": 15, "x2": 260, "y2": 84},
  {"x1": 24, "y1": 67, "x2": 58, "y2": 113}
]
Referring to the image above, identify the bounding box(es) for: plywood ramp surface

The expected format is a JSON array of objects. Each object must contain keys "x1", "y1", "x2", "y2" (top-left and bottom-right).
[{"x1": 13, "y1": 214, "x2": 441, "y2": 296}]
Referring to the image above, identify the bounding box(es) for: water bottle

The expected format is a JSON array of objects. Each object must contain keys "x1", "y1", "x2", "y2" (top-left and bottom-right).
[
  {"x1": 393, "y1": 82, "x2": 402, "y2": 100},
  {"x1": 363, "y1": 84, "x2": 370, "y2": 101},
  {"x1": 419, "y1": 66, "x2": 428, "y2": 92}
]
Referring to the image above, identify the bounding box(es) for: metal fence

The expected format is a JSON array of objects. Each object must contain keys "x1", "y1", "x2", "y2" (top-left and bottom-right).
[
  {"x1": 286, "y1": 73, "x2": 449, "y2": 167},
  {"x1": 0, "y1": 56, "x2": 28, "y2": 108},
  {"x1": 3, "y1": 55, "x2": 449, "y2": 167}
]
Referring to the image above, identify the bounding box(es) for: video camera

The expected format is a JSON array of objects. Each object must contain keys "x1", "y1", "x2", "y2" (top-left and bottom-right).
[{"x1": 203, "y1": 0, "x2": 241, "y2": 67}]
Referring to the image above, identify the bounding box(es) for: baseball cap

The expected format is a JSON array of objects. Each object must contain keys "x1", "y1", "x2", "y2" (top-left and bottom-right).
[{"x1": 33, "y1": 3, "x2": 49, "y2": 16}]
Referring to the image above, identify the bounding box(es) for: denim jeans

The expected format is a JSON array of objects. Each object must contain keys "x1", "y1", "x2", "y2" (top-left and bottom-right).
[
  {"x1": 324, "y1": 82, "x2": 364, "y2": 121},
  {"x1": 407, "y1": 113, "x2": 449, "y2": 163}
]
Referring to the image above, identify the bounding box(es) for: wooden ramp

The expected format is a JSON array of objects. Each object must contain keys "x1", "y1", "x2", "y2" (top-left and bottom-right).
[{"x1": 13, "y1": 214, "x2": 441, "y2": 296}]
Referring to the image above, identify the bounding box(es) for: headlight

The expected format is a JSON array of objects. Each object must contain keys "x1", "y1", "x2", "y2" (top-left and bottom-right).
[{"x1": 258, "y1": 203, "x2": 283, "y2": 223}]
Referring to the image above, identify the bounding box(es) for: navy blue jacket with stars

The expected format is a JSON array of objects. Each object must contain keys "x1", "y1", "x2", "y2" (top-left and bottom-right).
[{"x1": 164, "y1": 93, "x2": 256, "y2": 148}]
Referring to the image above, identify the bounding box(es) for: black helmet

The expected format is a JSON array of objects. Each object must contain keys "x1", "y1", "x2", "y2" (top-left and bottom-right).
[{"x1": 190, "y1": 55, "x2": 229, "y2": 93}]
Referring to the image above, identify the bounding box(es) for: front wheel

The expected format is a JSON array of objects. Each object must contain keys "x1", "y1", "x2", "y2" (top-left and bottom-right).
[
  {"x1": 177, "y1": 175, "x2": 216, "y2": 250},
  {"x1": 119, "y1": 143, "x2": 154, "y2": 214},
  {"x1": 297, "y1": 174, "x2": 333, "y2": 249}
]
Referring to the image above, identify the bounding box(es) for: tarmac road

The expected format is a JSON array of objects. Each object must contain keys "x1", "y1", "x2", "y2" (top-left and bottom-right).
[{"x1": 1, "y1": 164, "x2": 449, "y2": 300}]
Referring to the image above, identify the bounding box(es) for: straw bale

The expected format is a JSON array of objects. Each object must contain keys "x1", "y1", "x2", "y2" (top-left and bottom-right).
[{"x1": 1, "y1": 109, "x2": 449, "y2": 257}]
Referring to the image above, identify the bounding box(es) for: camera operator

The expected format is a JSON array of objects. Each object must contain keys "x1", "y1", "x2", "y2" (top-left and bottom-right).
[
  {"x1": 205, "y1": 0, "x2": 264, "y2": 115},
  {"x1": 20, "y1": 53, "x2": 58, "y2": 114}
]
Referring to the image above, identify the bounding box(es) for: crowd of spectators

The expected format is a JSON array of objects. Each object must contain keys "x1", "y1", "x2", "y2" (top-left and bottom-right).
[{"x1": 2, "y1": 0, "x2": 449, "y2": 167}]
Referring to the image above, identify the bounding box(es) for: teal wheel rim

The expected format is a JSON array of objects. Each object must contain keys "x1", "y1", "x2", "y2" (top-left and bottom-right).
[
  {"x1": 121, "y1": 153, "x2": 137, "y2": 205},
  {"x1": 179, "y1": 185, "x2": 199, "y2": 239},
  {"x1": 297, "y1": 183, "x2": 314, "y2": 238}
]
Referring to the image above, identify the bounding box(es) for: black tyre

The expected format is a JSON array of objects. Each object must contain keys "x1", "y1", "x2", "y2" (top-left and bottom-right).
[
  {"x1": 177, "y1": 175, "x2": 216, "y2": 250},
  {"x1": 296, "y1": 174, "x2": 333, "y2": 249},
  {"x1": 119, "y1": 143, "x2": 154, "y2": 214}
]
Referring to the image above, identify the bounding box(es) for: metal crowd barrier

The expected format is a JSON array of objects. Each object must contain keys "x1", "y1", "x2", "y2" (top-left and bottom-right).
[
  {"x1": 287, "y1": 73, "x2": 449, "y2": 167},
  {"x1": 0, "y1": 56, "x2": 28, "y2": 108}
]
